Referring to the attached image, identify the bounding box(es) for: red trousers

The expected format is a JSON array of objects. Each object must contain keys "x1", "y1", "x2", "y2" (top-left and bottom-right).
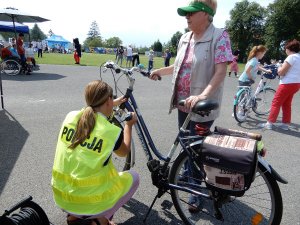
[
  {"x1": 74, "y1": 52, "x2": 80, "y2": 64},
  {"x1": 268, "y1": 83, "x2": 300, "y2": 123}
]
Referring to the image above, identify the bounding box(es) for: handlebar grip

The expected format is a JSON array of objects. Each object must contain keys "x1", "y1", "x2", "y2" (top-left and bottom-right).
[
  {"x1": 214, "y1": 126, "x2": 262, "y2": 141},
  {"x1": 124, "y1": 112, "x2": 132, "y2": 121},
  {"x1": 141, "y1": 70, "x2": 161, "y2": 80}
]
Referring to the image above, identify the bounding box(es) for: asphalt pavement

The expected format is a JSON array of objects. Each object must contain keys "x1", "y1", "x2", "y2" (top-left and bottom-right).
[{"x1": 0, "y1": 64, "x2": 299, "y2": 225}]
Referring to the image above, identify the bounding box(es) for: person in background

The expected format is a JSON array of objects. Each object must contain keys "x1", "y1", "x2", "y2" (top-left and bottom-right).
[
  {"x1": 73, "y1": 38, "x2": 82, "y2": 64},
  {"x1": 17, "y1": 33, "x2": 31, "y2": 75},
  {"x1": 126, "y1": 45, "x2": 133, "y2": 68},
  {"x1": 25, "y1": 43, "x2": 36, "y2": 67},
  {"x1": 116, "y1": 46, "x2": 124, "y2": 66},
  {"x1": 37, "y1": 40, "x2": 43, "y2": 58},
  {"x1": 16, "y1": 33, "x2": 26, "y2": 63},
  {"x1": 150, "y1": 0, "x2": 233, "y2": 212},
  {"x1": 147, "y1": 49, "x2": 154, "y2": 72},
  {"x1": 163, "y1": 48, "x2": 172, "y2": 67},
  {"x1": 260, "y1": 39, "x2": 300, "y2": 130},
  {"x1": 228, "y1": 49, "x2": 239, "y2": 77},
  {"x1": 0, "y1": 42, "x2": 14, "y2": 60},
  {"x1": 132, "y1": 52, "x2": 140, "y2": 67},
  {"x1": 52, "y1": 80, "x2": 139, "y2": 225},
  {"x1": 238, "y1": 45, "x2": 271, "y2": 87}
]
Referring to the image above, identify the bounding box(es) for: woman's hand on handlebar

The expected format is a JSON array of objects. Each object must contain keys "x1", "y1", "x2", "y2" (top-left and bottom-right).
[
  {"x1": 149, "y1": 70, "x2": 162, "y2": 81},
  {"x1": 113, "y1": 95, "x2": 127, "y2": 106}
]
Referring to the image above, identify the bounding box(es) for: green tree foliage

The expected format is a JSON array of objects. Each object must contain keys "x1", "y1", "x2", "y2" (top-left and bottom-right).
[
  {"x1": 0, "y1": 32, "x2": 12, "y2": 41},
  {"x1": 167, "y1": 31, "x2": 183, "y2": 55},
  {"x1": 84, "y1": 21, "x2": 102, "y2": 48},
  {"x1": 104, "y1": 37, "x2": 122, "y2": 48},
  {"x1": 152, "y1": 39, "x2": 163, "y2": 52},
  {"x1": 30, "y1": 23, "x2": 47, "y2": 41},
  {"x1": 265, "y1": 0, "x2": 300, "y2": 60},
  {"x1": 226, "y1": 0, "x2": 266, "y2": 62}
]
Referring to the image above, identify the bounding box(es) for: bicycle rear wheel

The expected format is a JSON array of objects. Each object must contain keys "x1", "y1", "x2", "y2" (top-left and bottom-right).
[
  {"x1": 2, "y1": 59, "x2": 21, "y2": 76},
  {"x1": 169, "y1": 151, "x2": 283, "y2": 225},
  {"x1": 253, "y1": 88, "x2": 276, "y2": 115},
  {"x1": 233, "y1": 90, "x2": 248, "y2": 123},
  {"x1": 109, "y1": 114, "x2": 133, "y2": 171}
]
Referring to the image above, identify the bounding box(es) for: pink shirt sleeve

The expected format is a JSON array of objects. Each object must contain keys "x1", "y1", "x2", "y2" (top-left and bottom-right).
[{"x1": 215, "y1": 31, "x2": 233, "y2": 64}]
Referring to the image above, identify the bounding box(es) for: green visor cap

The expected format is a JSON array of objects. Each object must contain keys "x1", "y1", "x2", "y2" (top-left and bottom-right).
[{"x1": 177, "y1": 1, "x2": 215, "y2": 17}]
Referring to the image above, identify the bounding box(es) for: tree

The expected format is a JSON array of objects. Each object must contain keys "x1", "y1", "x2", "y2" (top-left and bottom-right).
[
  {"x1": 30, "y1": 24, "x2": 47, "y2": 41},
  {"x1": 152, "y1": 39, "x2": 162, "y2": 52},
  {"x1": 168, "y1": 31, "x2": 183, "y2": 55},
  {"x1": 226, "y1": 0, "x2": 266, "y2": 62},
  {"x1": 264, "y1": 0, "x2": 300, "y2": 60},
  {"x1": 104, "y1": 37, "x2": 122, "y2": 48},
  {"x1": 84, "y1": 21, "x2": 102, "y2": 48},
  {"x1": 87, "y1": 21, "x2": 101, "y2": 39}
]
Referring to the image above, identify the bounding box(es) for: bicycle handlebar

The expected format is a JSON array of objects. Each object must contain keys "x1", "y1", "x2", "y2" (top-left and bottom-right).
[{"x1": 103, "y1": 61, "x2": 151, "y2": 78}]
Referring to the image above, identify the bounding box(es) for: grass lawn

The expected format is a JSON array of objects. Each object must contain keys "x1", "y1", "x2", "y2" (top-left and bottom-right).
[
  {"x1": 35, "y1": 52, "x2": 245, "y2": 72},
  {"x1": 35, "y1": 52, "x2": 174, "y2": 69}
]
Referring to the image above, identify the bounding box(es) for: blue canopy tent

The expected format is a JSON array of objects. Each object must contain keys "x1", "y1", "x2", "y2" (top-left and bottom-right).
[
  {"x1": 0, "y1": 21, "x2": 29, "y2": 34},
  {"x1": 45, "y1": 34, "x2": 70, "y2": 50}
]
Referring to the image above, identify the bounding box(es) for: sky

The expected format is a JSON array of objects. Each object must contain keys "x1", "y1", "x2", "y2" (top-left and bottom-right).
[{"x1": 2, "y1": 0, "x2": 274, "y2": 47}]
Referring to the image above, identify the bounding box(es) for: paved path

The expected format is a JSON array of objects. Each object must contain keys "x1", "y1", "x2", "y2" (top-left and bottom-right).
[{"x1": 0, "y1": 64, "x2": 299, "y2": 224}]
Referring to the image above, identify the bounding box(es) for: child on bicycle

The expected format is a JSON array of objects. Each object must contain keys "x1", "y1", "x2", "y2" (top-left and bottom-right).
[
  {"x1": 238, "y1": 45, "x2": 272, "y2": 86},
  {"x1": 233, "y1": 45, "x2": 271, "y2": 118}
]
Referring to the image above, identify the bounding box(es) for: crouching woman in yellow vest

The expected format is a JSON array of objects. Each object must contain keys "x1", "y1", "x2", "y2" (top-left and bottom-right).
[{"x1": 51, "y1": 80, "x2": 139, "y2": 225}]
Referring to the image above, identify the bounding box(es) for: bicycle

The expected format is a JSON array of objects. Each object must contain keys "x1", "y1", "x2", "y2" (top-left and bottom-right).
[
  {"x1": 233, "y1": 65, "x2": 278, "y2": 123},
  {"x1": 0, "y1": 57, "x2": 22, "y2": 76},
  {"x1": 100, "y1": 61, "x2": 287, "y2": 225}
]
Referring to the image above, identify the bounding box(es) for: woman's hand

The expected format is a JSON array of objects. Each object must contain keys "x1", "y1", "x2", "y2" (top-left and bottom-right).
[
  {"x1": 185, "y1": 94, "x2": 208, "y2": 110},
  {"x1": 149, "y1": 70, "x2": 161, "y2": 81},
  {"x1": 113, "y1": 96, "x2": 127, "y2": 106}
]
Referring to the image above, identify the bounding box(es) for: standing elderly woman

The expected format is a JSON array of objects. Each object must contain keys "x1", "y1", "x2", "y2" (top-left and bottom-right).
[
  {"x1": 261, "y1": 39, "x2": 300, "y2": 130},
  {"x1": 150, "y1": 0, "x2": 233, "y2": 212},
  {"x1": 52, "y1": 80, "x2": 139, "y2": 225}
]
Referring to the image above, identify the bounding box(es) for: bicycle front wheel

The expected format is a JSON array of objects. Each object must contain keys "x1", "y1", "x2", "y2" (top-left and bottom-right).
[
  {"x1": 169, "y1": 151, "x2": 283, "y2": 225},
  {"x1": 109, "y1": 115, "x2": 133, "y2": 171},
  {"x1": 233, "y1": 89, "x2": 248, "y2": 123},
  {"x1": 253, "y1": 88, "x2": 276, "y2": 115},
  {"x1": 2, "y1": 59, "x2": 21, "y2": 76}
]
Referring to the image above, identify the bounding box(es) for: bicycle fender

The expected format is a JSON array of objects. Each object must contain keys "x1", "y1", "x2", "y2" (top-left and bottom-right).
[
  {"x1": 233, "y1": 89, "x2": 245, "y2": 105},
  {"x1": 258, "y1": 156, "x2": 288, "y2": 184}
]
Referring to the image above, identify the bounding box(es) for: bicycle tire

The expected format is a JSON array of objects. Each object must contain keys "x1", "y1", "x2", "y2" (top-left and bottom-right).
[
  {"x1": 233, "y1": 89, "x2": 248, "y2": 123},
  {"x1": 2, "y1": 59, "x2": 21, "y2": 76},
  {"x1": 253, "y1": 88, "x2": 276, "y2": 115},
  {"x1": 169, "y1": 151, "x2": 283, "y2": 225},
  {"x1": 109, "y1": 114, "x2": 133, "y2": 171}
]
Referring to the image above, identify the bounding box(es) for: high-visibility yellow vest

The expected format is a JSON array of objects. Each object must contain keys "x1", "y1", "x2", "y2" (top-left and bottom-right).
[{"x1": 52, "y1": 110, "x2": 133, "y2": 215}]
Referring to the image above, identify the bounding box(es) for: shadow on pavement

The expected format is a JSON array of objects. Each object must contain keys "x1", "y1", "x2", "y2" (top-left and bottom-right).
[
  {"x1": 1, "y1": 73, "x2": 66, "y2": 82},
  {"x1": 0, "y1": 109, "x2": 29, "y2": 195},
  {"x1": 118, "y1": 198, "x2": 182, "y2": 225}
]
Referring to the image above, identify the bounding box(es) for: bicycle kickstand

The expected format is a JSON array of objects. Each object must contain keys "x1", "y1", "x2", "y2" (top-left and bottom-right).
[{"x1": 143, "y1": 187, "x2": 165, "y2": 223}]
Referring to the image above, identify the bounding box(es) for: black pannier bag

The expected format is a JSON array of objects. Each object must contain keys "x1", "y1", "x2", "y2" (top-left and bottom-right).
[{"x1": 199, "y1": 127, "x2": 259, "y2": 196}]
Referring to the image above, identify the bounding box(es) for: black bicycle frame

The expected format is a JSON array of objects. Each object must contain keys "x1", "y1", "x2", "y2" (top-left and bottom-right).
[{"x1": 124, "y1": 88, "x2": 168, "y2": 162}]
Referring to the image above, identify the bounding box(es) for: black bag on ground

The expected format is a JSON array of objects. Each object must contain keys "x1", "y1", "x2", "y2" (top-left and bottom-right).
[{"x1": 199, "y1": 127, "x2": 258, "y2": 196}]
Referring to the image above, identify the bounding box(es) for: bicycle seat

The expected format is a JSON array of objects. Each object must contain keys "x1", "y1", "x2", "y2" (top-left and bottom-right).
[{"x1": 178, "y1": 99, "x2": 219, "y2": 115}]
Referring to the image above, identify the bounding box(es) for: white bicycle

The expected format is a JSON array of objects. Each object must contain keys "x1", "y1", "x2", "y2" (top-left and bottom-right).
[{"x1": 233, "y1": 65, "x2": 278, "y2": 123}]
